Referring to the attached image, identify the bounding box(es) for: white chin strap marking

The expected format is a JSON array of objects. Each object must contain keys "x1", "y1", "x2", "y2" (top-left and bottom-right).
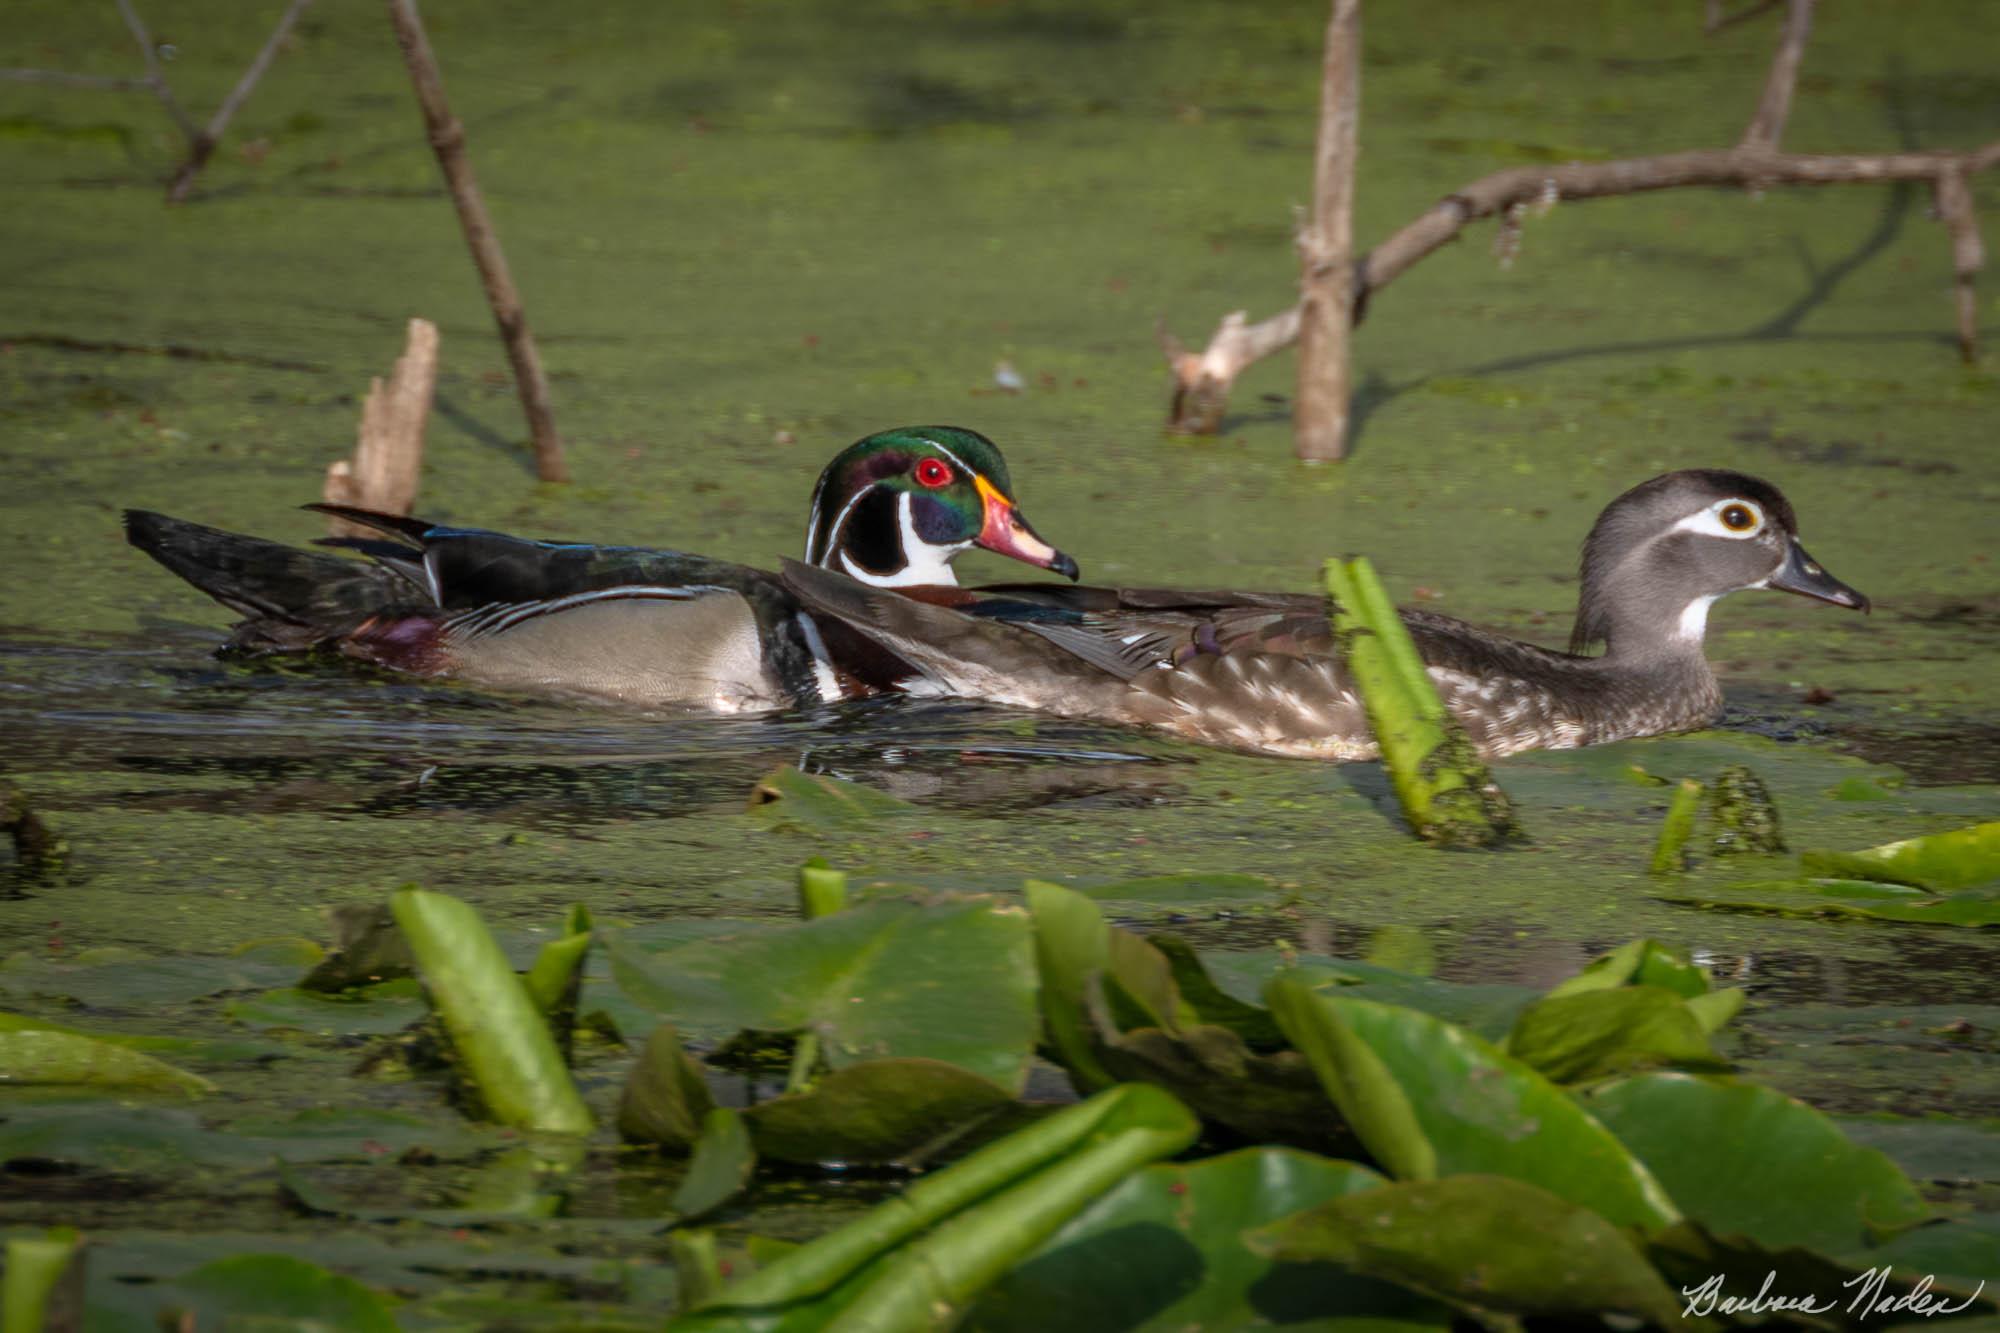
[
  {"x1": 1676, "y1": 593, "x2": 1721, "y2": 642},
  {"x1": 838, "y1": 492, "x2": 964, "y2": 589}
]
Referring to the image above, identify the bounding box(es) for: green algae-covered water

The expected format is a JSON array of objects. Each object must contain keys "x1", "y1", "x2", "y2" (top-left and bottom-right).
[{"x1": 2, "y1": 0, "x2": 1996, "y2": 1321}]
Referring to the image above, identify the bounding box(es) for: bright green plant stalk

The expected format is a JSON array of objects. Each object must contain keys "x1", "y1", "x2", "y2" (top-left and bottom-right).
[
  {"x1": 389, "y1": 887, "x2": 593, "y2": 1135},
  {"x1": 820, "y1": 1083, "x2": 1200, "y2": 1329},
  {"x1": 3, "y1": 1228, "x2": 81, "y2": 1333},
  {"x1": 689, "y1": 1084, "x2": 1191, "y2": 1315},
  {"x1": 1649, "y1": 778, "x2": 1705, "y2": 875},
  {"x1": 797, "y1": 858, "x2": 849, "y2": 920},
  {"x1": 522, "y1": 911, "x2": 592, "y2": 1016},
  {"x1": 671, "y1": 1230, "x2": 727, "y2": 1309},
  {"x1": 1323, "y1": 558, "x2": 1513, "y2": 847}
]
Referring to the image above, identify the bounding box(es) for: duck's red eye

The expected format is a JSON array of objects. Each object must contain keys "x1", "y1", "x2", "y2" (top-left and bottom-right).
[{"x1": 914, "y1": 458, "x2": 952, "y2": 488}]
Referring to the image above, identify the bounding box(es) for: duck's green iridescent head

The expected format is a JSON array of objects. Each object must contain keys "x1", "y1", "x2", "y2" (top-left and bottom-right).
[{"x1": 804, "y1": 426, "x2": 1078, "y2": 588}]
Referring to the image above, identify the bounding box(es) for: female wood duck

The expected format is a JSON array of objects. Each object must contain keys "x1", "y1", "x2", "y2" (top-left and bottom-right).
[
  {"x1": 774, "y1": 469, "x2": 1870, "y2": 760},
  {"x1": 125, "y1": 426, "x2": 1078, "y2": 712}
]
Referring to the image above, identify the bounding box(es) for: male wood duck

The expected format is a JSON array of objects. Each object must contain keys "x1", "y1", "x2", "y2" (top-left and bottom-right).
[
  {"x1": 775, "y1": 469, "x2": 1870, "y2": 760},
  {"x1": 125, "y1": 426, "x2": 1077, "y2": 712}
]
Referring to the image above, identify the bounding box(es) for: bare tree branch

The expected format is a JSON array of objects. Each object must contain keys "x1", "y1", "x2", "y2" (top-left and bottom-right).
[
  {"x1": 114, "y1": 0, "x2": 196, "y2": 143},
  {"x1": 1293, "y1": 0, "x2": 1363, "y2": 462},
  {"x1": 386, "y1": 0, "x2": 568, "y2": 483},
  {"x1": 166, "y1": 0, "x2": 314, "y2": 204},
  {"x1": 1159, "y1": 0, "x2": 1995, "y2": 436},
  {"x1": 1739, "y1": 0, "x2": 1813, "y2": 153}
]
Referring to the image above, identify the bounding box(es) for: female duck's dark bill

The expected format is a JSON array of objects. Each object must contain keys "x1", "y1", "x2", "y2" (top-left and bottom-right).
[
  {"x1": 1770, "y1": 538, "x2": 1869, "y2": 612},
  {"x1": 973, "y1": 473, "x2": 1079, "y2": 581}
]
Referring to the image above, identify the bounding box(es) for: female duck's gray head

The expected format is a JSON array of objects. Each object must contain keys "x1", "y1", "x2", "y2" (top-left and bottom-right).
[
  {"x1": 1570, "y1": 468, "x2": 1867, "y2": 658},
  {"x1": 803, "y1": 426, "x2": 1079, "y2": 588}
]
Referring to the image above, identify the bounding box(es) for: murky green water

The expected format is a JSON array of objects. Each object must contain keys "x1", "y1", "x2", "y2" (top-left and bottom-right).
[{"x1": 2, "y1": 0, "x2": 1995, "y2": 1319}]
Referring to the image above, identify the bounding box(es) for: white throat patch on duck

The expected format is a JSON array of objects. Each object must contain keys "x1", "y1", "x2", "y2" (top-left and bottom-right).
[{"x1": 835, "y1": 491, "x2": 965, "y2": 588}]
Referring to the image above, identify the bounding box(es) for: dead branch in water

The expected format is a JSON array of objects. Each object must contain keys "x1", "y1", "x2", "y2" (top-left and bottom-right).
[
  {"x1": 165, "y1": 0, "x2": 315, "y2": 204},
  {"x1": 1159, "y1": 0, "x2": 1997, "y2": 445},
  {"x1": 386, "y1": 0, "x2": 568, "y2": 483},
  {"x1": 1293, "y1": 0, "x2": 1363, "y2": 463},
  {"x1": 323, "y1": 317, "x2": 438, "y2": 537}
]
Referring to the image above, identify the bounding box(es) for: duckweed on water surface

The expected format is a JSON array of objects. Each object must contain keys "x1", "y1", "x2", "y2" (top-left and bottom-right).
[{"x1": 1, "y1": 0, "x2": 1996, "y2": 1323}]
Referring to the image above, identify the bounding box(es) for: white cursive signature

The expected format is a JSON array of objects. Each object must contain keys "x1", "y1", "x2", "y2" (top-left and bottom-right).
[{"x1": 1680, "y1": 1269, "x2": 1987, "y2": 1321}]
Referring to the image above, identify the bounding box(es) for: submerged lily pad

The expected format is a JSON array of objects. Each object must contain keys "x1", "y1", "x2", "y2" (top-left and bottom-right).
[
  {"x1": 224, "y1": 979, "x2": 428, "y2": 1035},
  {"x1": 744, "y1": 1058, "x2": 1018, "y2": 1165},
  {"x1": 747, "y1": 766, "x2": 915, "y2": 830},
  {"x1": 1584, "y1": 1072, "x2": 1932, "y2": 1252},
  {"x1": 610, "y1": 897, "x2": 1038, "y2": 1091},
  {"x1": 1072, "y1": 872, "x2": 1279, "y2": 905},
  {"x1": 968, "y1": 1147, "x2": 1450, "y2": 1332},
  {"x1": 0, "y1": 1027, "x2": 214, "y2": 1096},
  {"x1": 1247, "y1": 1174, "x2": 1683, "y2": 1325},
  {"x1": 153, "y1": 1253, "x2": 402, "y2": 1332}
]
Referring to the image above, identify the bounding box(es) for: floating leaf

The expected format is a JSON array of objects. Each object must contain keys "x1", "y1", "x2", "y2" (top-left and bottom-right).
[
  {"x1": 747, "y1": 766, "x2": 913, "y2": 830},
  {"x1": 224, "y1": 979, "x2": 427, "y2": 1035},
  {"x1": 1267, "y1": 978, "x2": 1680, "y2": 1230},
  {"x1": 1505, "y1": 987, "x2": 1726, "y2": 1084},
  {"x1": 1799, "y1": 821, "x2": 2000, "y2": 891},
  {"x1": 299, "y1": 903, "x2": 415, "y2": 991},
  {"x1": 1586, "y1": 1072, "x2": 1932, "y2": 1251},
  {"x1": 744, "y1": 1058, "x2": 1017, "y2": 1166},
  {"x1": 1545, "y1": 938, "x2": 1710, "y2": 999},
  {"x1": 160, "y1": 1253, "x2": 399, "y2": 1332},
  {"x1": 1661, "y1": 878, "x2": 2000, "y2": 927},
  {"x1": 969, "y1": 1147, "x2": 1448, "y2": 1332},
  {"x1": 611, "y1": 897, "x2": 1037, "y2": 1092},
  {"x1": 0, "y1": 1027, "x2": 214, "y2": 1096},
  {"x1": 1248, "y1": 1174, "x2": 1683, "y2": 1325}
]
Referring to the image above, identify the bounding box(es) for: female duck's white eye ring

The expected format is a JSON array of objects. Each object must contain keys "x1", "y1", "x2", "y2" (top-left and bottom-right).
[
  {"x1": 1673, "y1": 498, "x2": 1766, "y2": 539},
  {"x1": 1720, "y1": 502, "x2": 1759, "y2": 532}
]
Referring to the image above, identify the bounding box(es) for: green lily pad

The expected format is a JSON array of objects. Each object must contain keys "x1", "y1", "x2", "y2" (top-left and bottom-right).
[
  {"x1": 1505, "y1": 986, "x2": 1727, "y2": 1084},
  {"x1": 1273, "y1": 958, "x2": 1532, "y2": 1041},
  {"x1": 1025, "y1": 879, "x2": 1118, "y2": 1092},
  {"x1": 610, "y1": 896, "x2": 1038, "y2": 1092},
  {"x1": 619, "y1": 1024, "x2": 716, "y2": 1151},
  {"x1": 1846, "y1": 1214, "x2": 2000, "y2": 1309},
  {"x1": 0, "y1": 1027, "x2": 214, "y2": 1096},
  {"x1": 1247, "y1": 1174, "x2": 1683, "y2": 1325},
  {"x1": 1585, "y1": 1071, "x2": 1932, "y2": 1252},
  {"x1": 1266, "y1": 978, "x2": 1680, "y2": 1230},
  {"x1": 1834, "y1": 1115, "x2": 2000, "y2": 1185},
  {"x1": 673, "y1": 1107, "x2": 757, "y2": 1222},
  {"x1": 0, "y1": 947, "x2": 309, "y2": 1008},
  {"x1": 968, "y1": 1147, "x2": 1450, "y2": 1332},
  {"x1": 1800, "y1": 821, "x2": 2000, "y2": 891},
  {"x1": 1545, "y1": 938, "x2": 1711, "y2": 999},
  {"x1": 744, "y1": 1058, "x2": 1017, "y2": 1165},
  {"x1": 154, "y1": 1253, "x2": 400, "y2": 1331},
  {"x1": 224, "y1": 979, "x2": 428, "y2": 1035},
  {"x1": 1662, "y1": 878, "x2": 2000, "y2": 927},
  {"x1": 747, "y1": 766, "x2": 914, "y2": 830}
]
